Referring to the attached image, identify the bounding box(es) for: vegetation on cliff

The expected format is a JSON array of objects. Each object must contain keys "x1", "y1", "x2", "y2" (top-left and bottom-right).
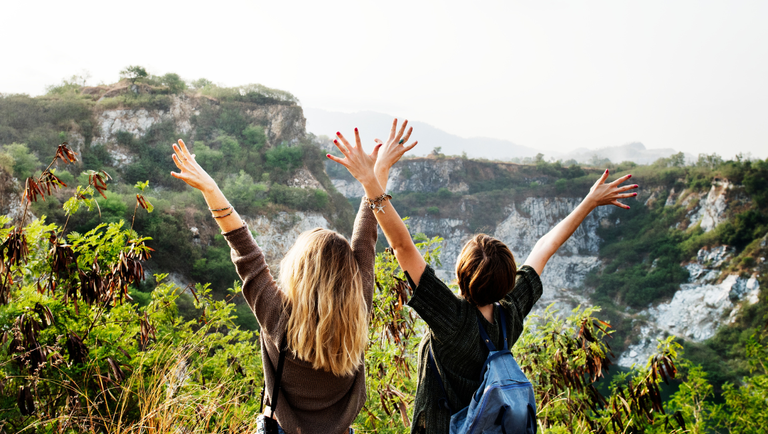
[{"x1": 1, "y1": 70, "x2": 767, "y2": 431}]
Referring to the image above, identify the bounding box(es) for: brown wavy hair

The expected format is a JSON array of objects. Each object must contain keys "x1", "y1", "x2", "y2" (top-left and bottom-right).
[
  {"x1": 279, "y1": 228, "x2": 368, "y2": 377},
  {"x1": 455, "y1": 234, "x2": 517, "y2": 306}
]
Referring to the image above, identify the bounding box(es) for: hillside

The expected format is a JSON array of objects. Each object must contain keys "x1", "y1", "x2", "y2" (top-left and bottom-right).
[
  {"x1": 0, "y1": 77, "x2": 356, "y2": 297},
  {"x1": 325, "y1": 144, "x2": 768, "y2": 389},
  {"x1": 1, "y1": 72, "x2": 767, "y2": 397}
]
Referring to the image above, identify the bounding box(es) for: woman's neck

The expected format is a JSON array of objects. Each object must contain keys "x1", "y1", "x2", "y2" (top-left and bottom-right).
[{"x1": 477, "y1": 304, "x2": 494, "y2": 323}]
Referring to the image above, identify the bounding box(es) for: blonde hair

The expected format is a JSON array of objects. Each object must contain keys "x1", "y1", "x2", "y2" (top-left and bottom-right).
[{"x1": 279, "y1": 228, "x2": 369, "y2": 377}]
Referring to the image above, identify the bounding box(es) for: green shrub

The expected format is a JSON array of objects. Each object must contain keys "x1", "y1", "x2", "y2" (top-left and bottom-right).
[
  {"x1": 2, "y1": 142, "x2": 41, "y2": 179},
  {"x1": 242, "y1": 125, "x2": 267, "y2": 151},
  {"x1": 158, "y1": 72, "x2": 187, "y2": 94},
  {"x1": 265, "y1": 144, "x2": 303, "y2": 171},
  {"x1": 222, "y1": 171, "x2": 269, "y2": 214},
  {"x1": 437, "y1": 187, "x2": 452, "y2": 199},
  {"x1": 191, "y1": 235, "x2": 240, "y2": 292}
]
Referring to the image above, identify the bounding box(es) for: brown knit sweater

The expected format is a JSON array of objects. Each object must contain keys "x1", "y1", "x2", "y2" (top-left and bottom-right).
[{"x1": 223, "y1": 199, "x2": 377, "y2": 434}]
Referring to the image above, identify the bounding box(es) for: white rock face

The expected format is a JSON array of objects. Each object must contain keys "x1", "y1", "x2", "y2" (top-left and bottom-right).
[
  {"x1": 331, "y1": 158, "x2": 471, "y2": 199},
  {"x1": 690, "y1": 180, "x2": 731, "y2": 232},
  {"x1": 618, "y1": 246, "x2": 760, "y2": 368},
  {"x1": 286, "y1": 167, "x2": 325, "y2": 190},
  {"x1": 99, "y1": 108, "x2": 162, "y2": 139},
  {"x1": 389, "y1": 197, "x2": 611, "y2": 315},
  {"x1": 244, "y1": 211, "x2": 332, "y2": 270},
  {"x1": 493, "y1": 198, "x2": 611, "y2": 314},
  {"x1": 332, "y1": 179, "x2": 365, "y2": 198}
]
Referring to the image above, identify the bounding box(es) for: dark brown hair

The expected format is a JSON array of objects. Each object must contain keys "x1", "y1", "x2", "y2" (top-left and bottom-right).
[{"x1": 455, "y1": 234, "x2": 517, "y2": 306}]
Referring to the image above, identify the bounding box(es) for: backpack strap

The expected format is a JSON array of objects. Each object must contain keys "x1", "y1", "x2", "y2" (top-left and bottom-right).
[
  {"x1": 427, "y1": 343, "x2": 453, "y2": 413},
  {"x1": 498, "y1": 303, "x2": 509, "y2": 350},
  {"x1": 259, "y1": 332, "x2": 288, "y2": 418},
  {"x1": 477, "y1": 303, "x2": 508, "y2": 351}
]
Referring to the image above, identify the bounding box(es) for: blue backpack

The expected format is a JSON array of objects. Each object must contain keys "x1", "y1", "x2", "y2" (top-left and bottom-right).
[{"x1": 428, "y1": 304, "x2": 537, "y2": 434}]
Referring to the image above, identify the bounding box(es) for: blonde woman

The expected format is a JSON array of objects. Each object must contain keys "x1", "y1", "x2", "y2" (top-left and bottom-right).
[{"x1": 169, "y1": 130, "x2": 413, "y2": 434}]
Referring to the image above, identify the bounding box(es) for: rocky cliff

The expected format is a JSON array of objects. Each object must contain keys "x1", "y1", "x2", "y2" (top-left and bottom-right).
[{"x1": 326, "y1": 156, "x2": 764, "y2": 367}]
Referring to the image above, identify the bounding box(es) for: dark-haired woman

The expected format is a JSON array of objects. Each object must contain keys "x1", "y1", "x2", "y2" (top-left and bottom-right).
[{"x1": 327, "y1": 122, "x2": 638, "y2": 433}]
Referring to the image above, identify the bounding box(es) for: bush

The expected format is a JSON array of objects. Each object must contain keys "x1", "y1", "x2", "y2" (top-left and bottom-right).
[
  {"x1": 191, "y1": 235, "x2": 240, "y2": 293},
  {"x1": 2, "y1": 143, "x2": 41, "y2": 179},
  {"x1": 159, "y1": 72, "x2": 187, "y2": 94},
  {"x1": 242, "y1": 125, "x2": 267, "y2": 151},
  {"x1": 221, "y1": 171, "x2": 269, "y2": 214},
  {"x1": 265, "y1": 144, "x2": 303, "y2": 171}
]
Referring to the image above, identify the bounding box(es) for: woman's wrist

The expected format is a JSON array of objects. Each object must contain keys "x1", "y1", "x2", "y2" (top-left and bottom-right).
[{"x1": 374, "y1": 167, "x2": 390, "y2": 189}]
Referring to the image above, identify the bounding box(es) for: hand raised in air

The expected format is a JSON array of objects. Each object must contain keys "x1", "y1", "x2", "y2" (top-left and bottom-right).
[
  {"x1": 373, "y1": 118, "x2": 418, "y2": 172},
  {"x1": 585, "y1": 170, "x2": 639, "y2": 210}
]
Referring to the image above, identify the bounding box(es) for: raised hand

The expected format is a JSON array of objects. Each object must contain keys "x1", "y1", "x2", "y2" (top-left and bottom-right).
[
  {"x1": 585, "y1": 170, "x2": 639, "y2": 209},
  {"x1": 170, "y1": 139, "x2": 216, "y2": 193},
  {"x1": 373, "y1": 118, "x2": 418, "y2": 173},
  {"x1": 326, "y1": 128, "x2": 380, "y2": 187}
]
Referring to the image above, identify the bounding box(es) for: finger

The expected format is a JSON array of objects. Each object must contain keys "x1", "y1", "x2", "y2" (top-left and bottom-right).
[
  {"x1": 612, "y1": 200, "x2": 630, "y2": 210},
  {"x1": 616, "y1": 184, "x2": 639, "y2": 193},
  {"x1": 336, "y1": 131, "x2": 352, "y2": 149},
  {"x1": 370, "y1": 143, "x2": 382, "y2": 160},
  {"x1": 610, "y1": 173, "x2": 632, "y2": 186},
  {"x1": 326, "y1": 153, "x2": 347, "y2": 166},
  {"x1": 597, "y1": 169, "x2": 610, "y2": 185},
  {"x1": 614, "y1": 192, "x2": 638, "y2": 199},
  {"x1": 399, "y1": 127, "x2": 413, "y2": 145},
  {"x1": 354, "y1": 127, "x2": 362, "y2": 151},
  {"x1": 389, "y1": 118, "x2": 397, "y2": 141},
  {"x1": 170, "y1": 171, "x2": 185, "y2": 180},
  {"x1": 178, "y1": 139, "x2": 192, "y2": 159},
  {"x1": 374, "y1": 138, "x2": 384, "y2": 146},
  {"x1": 333, "y1": 139, "x2": 349, "y2": 156},
  {"x1": 395, "y1": 120, "x2": 408, "y2": 142},
  {"x1": 172, "y1": 143, "x2": 185, "y2": 161},
  {"x1": 403, "y1": 140, "x2": 418, "y2": 152},
  {"x1": 172, "y1": 154, "x2": 184, "y2": 170}
]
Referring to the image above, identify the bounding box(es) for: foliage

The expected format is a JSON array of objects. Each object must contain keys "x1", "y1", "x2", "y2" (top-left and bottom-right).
[
  {"x1": 1, "y1": 143, "x2": 42, "y2": 180},
  {"x1": 356, "y1": 232, "x2": 443, "y2": 431},
  {"x1": 119, "y1": 65, "x2": 148, "y2": 84}
]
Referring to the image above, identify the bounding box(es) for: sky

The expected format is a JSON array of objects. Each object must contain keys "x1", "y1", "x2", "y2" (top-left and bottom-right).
[{"x1": 2, "y1": 0, "x2": 766, "y2": 158}]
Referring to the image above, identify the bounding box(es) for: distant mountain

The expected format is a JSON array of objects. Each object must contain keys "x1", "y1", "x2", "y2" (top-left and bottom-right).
[
  {"x1": 553, "y1": 141, "x2": 690, "y2": 165},
  {"x1": 303, "y1": 108, "x2": 540, "y2": 160},
  {"x1": 304, "y1": 109, "x2": 689, "y2": 165}
]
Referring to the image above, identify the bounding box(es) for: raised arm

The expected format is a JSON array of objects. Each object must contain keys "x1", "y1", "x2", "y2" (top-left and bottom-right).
[
  {"x1": 326, "y1": 120, "x2": 428, "y2": 285},
  {"x1": 523, "y1": 170, "x2": 638, "y2": 275},
  {"x1": 170, "y1": 139, "x2": 243, "y2": 231}
]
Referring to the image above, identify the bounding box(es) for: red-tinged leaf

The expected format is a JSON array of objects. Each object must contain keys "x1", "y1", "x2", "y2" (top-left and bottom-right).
[{"x1": 398, "y1": 400, "x2": 410, "y2": 427}]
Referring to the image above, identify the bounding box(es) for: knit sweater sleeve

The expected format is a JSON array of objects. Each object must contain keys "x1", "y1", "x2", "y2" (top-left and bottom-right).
[
  {"x1": 406, "y1": 265, "x2": 465, "y2": 341},
  {"x1": 502, "y1": 265, "x2": 543, "y2": 320},
  {"x1": 222, "y1": 224, "x2": 284, "y2": 343},
  {"x1": 350, "y1": 198, "x2": 378, "y2": 312}
]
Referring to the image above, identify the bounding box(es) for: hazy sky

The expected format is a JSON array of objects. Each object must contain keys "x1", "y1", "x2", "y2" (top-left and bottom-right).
[{"x1": 2, "y1": 1, "x2": 766, "y2": 158}]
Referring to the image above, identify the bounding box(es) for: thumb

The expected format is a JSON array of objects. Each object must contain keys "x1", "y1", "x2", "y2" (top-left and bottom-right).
[{"x1": 370, "y1": 143, "x2": 382, "y2": 160}]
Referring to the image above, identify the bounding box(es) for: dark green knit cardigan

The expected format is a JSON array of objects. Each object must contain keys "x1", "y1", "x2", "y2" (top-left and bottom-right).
[{"x1": 406, "y1": 265, "x2": 543, "y2": 433}]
